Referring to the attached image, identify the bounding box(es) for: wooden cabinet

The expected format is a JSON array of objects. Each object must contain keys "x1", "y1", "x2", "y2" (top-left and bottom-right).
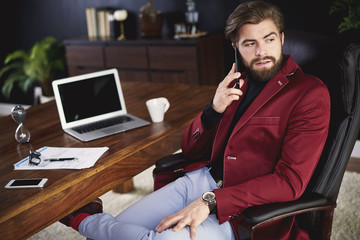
[
  {"x1": 65, "y1": 45, "x2": 105, "y2": 70},
  {"x1": 105, "y1": 46, "x2": 148, "y2": 69},
  {"x1": 64, "y1": 34, "x2": 225, "y2": 85}
]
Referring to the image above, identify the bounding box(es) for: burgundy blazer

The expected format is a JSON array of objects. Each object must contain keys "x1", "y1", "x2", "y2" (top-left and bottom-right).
[{"x1": 181, "y1": 56, "x2": 330, "y2": 236}]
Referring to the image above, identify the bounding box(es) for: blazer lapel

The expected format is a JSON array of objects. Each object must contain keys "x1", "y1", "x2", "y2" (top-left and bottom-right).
[
  {"x1": 231, "y1": 75, "x2": 289, "y2": 137},
  {"x1": 210, "y1": 79, "x2": 249, "y2": 161},
  {"x1": 231, "y1": 55, "x2": 298, "y2": 135}
]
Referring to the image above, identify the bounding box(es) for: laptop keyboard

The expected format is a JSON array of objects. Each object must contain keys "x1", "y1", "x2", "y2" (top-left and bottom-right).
[{"x1": 73, "y1": 115, "x2": 134, "y2": 134}]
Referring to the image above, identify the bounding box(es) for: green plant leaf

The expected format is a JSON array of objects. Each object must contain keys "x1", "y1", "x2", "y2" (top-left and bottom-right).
[
  {"x1": 0, "y1": 36, "x2": 66, "y2": 98},
  {"x1": 330, "y1": 0, "x2": 360, "y2": 33},
  {"x1": 0, "y1": 62, "x2": 22, "y2": 78},
  {"x1": 52, "y1": 59, "x2": 65, "y2": 71},
  {"x1": 18, "y1": 76, "x2": 36, "y2": 93},
  {"x1": 1, "y1": 73, "x2": 22, "y2": 99},
  {"x1": 4, "y1": 50, "x2": 28, "y2": 64},
  {"x1": 2, "y1": 80, "x2": 14, "y2": 99}
]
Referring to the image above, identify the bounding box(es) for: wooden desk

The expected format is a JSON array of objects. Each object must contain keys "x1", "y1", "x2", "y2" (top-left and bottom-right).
[{"x1": 0, "y1": 81, "x2": 217, "y2": 239}]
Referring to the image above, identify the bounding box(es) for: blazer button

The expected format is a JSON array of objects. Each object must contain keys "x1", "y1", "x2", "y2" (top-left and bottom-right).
[{"x1": 192, "y1": 128, "x2": 200, "y2": 139}]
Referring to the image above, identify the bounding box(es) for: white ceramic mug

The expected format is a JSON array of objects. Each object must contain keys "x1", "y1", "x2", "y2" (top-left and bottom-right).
[{"x1": 146, "y1": 97, "x2": 170, "y2": 123}]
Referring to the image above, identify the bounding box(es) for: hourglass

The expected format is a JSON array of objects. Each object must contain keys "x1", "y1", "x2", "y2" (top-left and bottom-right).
[{"x1": 11, "y1": 105, "x2": 31, "y2": 143}]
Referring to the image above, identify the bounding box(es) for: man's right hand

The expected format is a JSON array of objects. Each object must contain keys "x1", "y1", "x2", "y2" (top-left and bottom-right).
[{"x1": 212, "y1": 63, "x2": 244, "y2": 113}]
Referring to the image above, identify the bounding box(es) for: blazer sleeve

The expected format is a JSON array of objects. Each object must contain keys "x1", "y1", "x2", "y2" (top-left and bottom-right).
[
  {"x1": 214, "y1": 82, "x2": 331, "y2": 224},
  {"x1": 181, "y1": 111, "x2": 219, "y2": 160}
]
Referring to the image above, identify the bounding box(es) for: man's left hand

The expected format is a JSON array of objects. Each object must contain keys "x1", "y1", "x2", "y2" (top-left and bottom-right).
[{"x1": 155, "y1": 198, "x2": 210, "y2": 240}]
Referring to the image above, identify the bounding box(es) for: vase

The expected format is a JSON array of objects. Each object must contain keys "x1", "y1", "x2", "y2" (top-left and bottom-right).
[
  {"x1": 34, "y1": 86, "x2": 55, "y2": 105},
  {"x1": 138, "y1": 0, "x2": 163, "y2": 38},
  {"x1": 185, "y1": 0, "x2": 199, "y2": 35}
]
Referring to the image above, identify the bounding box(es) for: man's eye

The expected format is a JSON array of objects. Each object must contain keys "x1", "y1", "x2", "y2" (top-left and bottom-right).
[
  {"x1": 266, "y1": 38, "x2": 275, "y2": 43},
  {"x1": 245, "y1": 42, "x2": 255, "y2": 47}
]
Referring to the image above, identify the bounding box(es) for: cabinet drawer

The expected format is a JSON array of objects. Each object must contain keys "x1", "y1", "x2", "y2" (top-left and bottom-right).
[
  {"x1": 148, "y1": 46, "x2": 197, "y2": 70},
  {"x1": 105, "y1": 46, "x2": 148, "y2": 69},
  {"x1": 67, "y1": 66, "x2": 105, "y2": 77},
  {"x1": 65, "y1": 45, "x2": 104, "y2": 67},
  {"x1": 117, "y1": 69, "x2": 149, "y2": 82}
]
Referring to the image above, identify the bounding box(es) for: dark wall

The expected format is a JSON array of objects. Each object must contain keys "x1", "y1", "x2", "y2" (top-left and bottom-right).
[
  {"x1": 0, "y1": 0, "x2": 351, "y2": 104},
  {"x1": 1, "y1": 0, "x2": 342, "y2": 60}
]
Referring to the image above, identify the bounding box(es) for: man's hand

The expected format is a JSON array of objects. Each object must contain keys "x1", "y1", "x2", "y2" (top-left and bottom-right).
[
  {"x1": 212, "y1": 63, "x2": 244, "y2": 113},
  {"x1": 155, "y1": 198, "x2": 210, "y2": 240}
]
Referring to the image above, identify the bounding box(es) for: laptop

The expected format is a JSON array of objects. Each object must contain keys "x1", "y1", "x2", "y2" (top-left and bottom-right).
[{"x1": 52, "y1": 68, "x2": 150, "y2": 142}]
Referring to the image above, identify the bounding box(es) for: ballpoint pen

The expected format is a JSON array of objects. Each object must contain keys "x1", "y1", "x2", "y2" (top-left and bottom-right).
[{"x1": 44, "y1": 157, "x2": 78, "y2": 162}]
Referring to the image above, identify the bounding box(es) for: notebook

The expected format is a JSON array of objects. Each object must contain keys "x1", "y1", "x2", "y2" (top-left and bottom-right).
[{"x1": 52, "y1": 68, "x2": 150, "y2": 142}]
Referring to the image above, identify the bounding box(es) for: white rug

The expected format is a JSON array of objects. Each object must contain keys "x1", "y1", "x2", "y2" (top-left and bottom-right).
[
  {"x1": 28, "y1": 168, "x2": 360, "y2": 240},
  {"x1": 332, "y1": 171, "x2": 360, "y2": 239}
]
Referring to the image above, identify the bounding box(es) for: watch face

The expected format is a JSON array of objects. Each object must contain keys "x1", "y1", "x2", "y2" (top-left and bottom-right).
[
  {"x1": 203, "y1": 192, "x2": 215, "y2": 201},
  {"x1": 202, "y1": 192, "x2": 216, "y2": 211}
]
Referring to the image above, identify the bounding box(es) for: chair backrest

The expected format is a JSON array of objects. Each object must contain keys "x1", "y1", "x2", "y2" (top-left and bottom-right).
[
  {"x1": 283, "y1": 30, "x2": 360, "y2": 202},
  {"x1": 283, "y1": 31, "x2": 360, "y2": 237},
  {"x1": 283, "y1": 30, "x2": 338, "y2": 85},
  {"x1": 309, "y1": 43, "x2": 360, "y2": 202}
]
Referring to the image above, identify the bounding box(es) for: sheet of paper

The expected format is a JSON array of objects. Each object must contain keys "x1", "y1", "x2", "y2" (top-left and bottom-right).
[{"x1": 14, "y1": 146, "x2": 109, "y2": 170}]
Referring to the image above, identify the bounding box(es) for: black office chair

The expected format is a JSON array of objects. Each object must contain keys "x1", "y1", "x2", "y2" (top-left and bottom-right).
[{"x1": 153, "y1": 31, "x2": 360, "y2": 239}]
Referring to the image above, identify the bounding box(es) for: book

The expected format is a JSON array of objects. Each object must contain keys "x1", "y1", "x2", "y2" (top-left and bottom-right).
[
  {"x1": 85, "y1": 8, "x2": 98, "y2": 39},
  {"x1": 97, "y1": 10, "x2": 106, "y2": 38},
  {"x1": 85, "y1": 7, "x2": 116, "y2": 40}
]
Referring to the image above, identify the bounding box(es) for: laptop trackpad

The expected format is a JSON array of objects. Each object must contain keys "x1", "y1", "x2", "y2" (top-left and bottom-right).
[{"x1": 102, "y1": 125, "x2": 126, "y2": 134}]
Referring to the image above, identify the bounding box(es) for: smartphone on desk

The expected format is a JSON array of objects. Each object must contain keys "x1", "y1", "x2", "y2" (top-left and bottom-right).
[{"x1": 5, "y1": 178, "x2": 48, "y2": 189}]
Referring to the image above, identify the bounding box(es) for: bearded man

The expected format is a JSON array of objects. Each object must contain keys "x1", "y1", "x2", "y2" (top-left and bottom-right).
[{"x1": 60, "y1": 1, "x2": 330, "y2": 240}]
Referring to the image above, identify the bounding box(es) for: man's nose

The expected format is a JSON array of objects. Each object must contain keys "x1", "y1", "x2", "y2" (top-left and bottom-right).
[{"x1": 255, "y1": 43, "x2": 266, "y2": 56}]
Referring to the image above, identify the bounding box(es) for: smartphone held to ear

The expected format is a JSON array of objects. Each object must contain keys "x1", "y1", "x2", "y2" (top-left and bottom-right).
[
  {"x1": 234, "y1": 47, "x2": 240, "y2": 89},
  {"x1": 5, "y1": 178, "x2": 48, "y2": 189}
]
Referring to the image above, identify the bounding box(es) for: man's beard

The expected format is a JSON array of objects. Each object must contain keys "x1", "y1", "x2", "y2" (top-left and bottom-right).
[{"x1": 244, "y1": 54, "x2": 283, "y2": 82}]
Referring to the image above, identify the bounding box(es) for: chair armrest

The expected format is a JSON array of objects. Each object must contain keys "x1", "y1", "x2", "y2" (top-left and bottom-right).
[
  {"x1": 242, "y1": 192, "x2": 336, "y2": 225},
  {"x1": 154, "y1": 153, "x2": 190, "y2": 172}
]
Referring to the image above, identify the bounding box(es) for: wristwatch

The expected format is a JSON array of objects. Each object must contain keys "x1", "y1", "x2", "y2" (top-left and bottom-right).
[{"x1": 202, "y1": 191, "x2": 216, "y2": 211}]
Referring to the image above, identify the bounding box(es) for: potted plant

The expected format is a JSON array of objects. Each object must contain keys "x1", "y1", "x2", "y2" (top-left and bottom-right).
[
  {"x1": 330, "y1": 0, "x2": 360, "y2": 33},
  {"x1": 0, "y1": 36, "x2": 66, "y2": 100}
]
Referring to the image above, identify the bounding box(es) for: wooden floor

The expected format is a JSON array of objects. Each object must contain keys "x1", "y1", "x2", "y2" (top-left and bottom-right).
[{"x1": 346, "y1": 157, "x2": 360, "y2": 173}]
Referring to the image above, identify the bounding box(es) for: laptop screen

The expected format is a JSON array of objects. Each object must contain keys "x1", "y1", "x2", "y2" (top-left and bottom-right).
[
  {"x1": 58, "y1": 74, "x2": 122, "y2": 123},
  {"x1": 52, "y1": 68, "x2": 127, "y2": 129}
]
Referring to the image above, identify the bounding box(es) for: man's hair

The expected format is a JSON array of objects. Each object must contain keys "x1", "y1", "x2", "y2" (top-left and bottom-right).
[{"x1": 225, "y1": 1, "x2": 284, "y2": 44}]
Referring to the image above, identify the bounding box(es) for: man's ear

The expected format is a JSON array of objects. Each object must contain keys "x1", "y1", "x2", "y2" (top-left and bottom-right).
[{"x1": 281, "y1": 32, "x2": 284, "y2": 46}]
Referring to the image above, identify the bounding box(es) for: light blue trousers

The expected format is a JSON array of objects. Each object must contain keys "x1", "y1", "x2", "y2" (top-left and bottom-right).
[{"x1": 79, "y1": 167, "x2": 236, "y2": 240}]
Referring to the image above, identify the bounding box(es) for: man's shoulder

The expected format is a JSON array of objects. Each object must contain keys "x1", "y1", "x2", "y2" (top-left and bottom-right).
[
  {"x1": 290, "y1": 67, "x2": 327, "y2": 90},
  {"x1": 282, "y1": 56, "x2": 327, "y2": 90}
]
